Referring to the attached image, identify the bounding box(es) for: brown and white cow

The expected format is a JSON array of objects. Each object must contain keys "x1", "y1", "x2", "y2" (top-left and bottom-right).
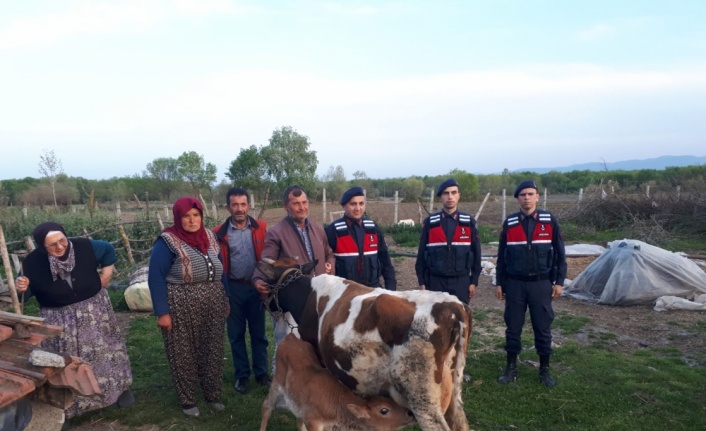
[
  {"x1": 260, "y1": 333, "x2": 416, "y2": 431},
  {"x1": 257, "y1": 258, "x2": 473, "y2": 431}
]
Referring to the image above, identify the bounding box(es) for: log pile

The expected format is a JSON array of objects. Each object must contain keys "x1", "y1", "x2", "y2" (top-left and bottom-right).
[{"x1": 0, "y1": 310, "x2": 101, "y2": 413}]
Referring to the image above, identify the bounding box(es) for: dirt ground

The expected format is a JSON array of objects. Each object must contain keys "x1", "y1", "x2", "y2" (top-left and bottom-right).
[
  {"x1": 67, "y1": 202, "x2": 706, "y2": 430},
  {"x1": 405, "y1": 249, "x2": 706, "y2": 359}
]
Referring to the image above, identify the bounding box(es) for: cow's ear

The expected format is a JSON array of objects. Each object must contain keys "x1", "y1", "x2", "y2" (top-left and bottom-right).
[
  {"x1": 346, "y1": 403, "x2": 371, "y2": 419},
  {"x1": 256, "y1": 260, "x2": 276, "y2": 281},
  {"x1": 301, "y1": 260, "x2": 318, "y2": 275}
]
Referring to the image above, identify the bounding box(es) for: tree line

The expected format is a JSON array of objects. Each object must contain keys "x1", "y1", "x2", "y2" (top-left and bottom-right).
[{"x1": 1, "y1": 126, "x2": 705, "y2": 207}]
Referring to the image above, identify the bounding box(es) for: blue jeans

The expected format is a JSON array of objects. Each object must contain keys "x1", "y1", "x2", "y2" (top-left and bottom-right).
[{"x1": 226, "y1": 280, "x2": 269, "y2": 380}]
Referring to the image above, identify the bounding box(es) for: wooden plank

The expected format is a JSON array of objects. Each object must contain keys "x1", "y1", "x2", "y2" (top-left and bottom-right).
[
  {"x1": 0, "y1": 310, "x2": 45, "y2": 323},
  {"x1": 0, "y1": 358, "x2": 47, "y2": 381},
  {"x1": 0, "y1": 225, "x2": 21, "y2": 313},
  {"x1": 0, "y1": 324, "x2": 13, "y2": 342}
]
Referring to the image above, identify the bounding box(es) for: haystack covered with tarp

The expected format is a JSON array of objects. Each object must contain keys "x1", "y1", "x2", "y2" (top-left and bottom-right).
[{"x1": 564, "y1": 239, "x2": 706, "y2": 306}]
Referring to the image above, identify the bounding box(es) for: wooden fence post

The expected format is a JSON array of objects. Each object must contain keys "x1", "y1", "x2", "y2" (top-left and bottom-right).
[
  {"x1": 475, "y1": 192, "x2": 491, "y2": 221},
  {"x1": 116, "y1": 202, "x2": 122, "y2": 218},
  {"x1": 156, "y1": 213, "x2": 165, "y2": 230},
  {"x1": 25, "y1": 236, "x2": 36, "y2": 252},
  {"x1": 11, "y1": 254, "x2": 21, "y2": 275},
  {"x1": 394, "y1": 191, "x2": 399, "y2": 224},
  {"x1": 118, "y1": 226, "x2": 135, "y2": 265},
  {"x1": 578, "y1": 188, "x2": 583, "y2": 204},
  {"x1": 322, "y1": 188, "x2": 327, "y2": 223},
  {"x1": 0, "y1": 225, "x2": 21, "y2": 314},
  {"x1": 145, "y1": 191, "x2": 150, "y2": 218},
  {"x1": 22, "y1": 206, "x2": 28, "y2": 219},
  {"x1": 543, "y1": 188, "x2": 547, "y2": 210},
  {"x1": 429, "y1": 189, "x2": 434, "y2": 213},
  {"x1": 501, "y1": 189, "x2": 506, "y2": 223}
]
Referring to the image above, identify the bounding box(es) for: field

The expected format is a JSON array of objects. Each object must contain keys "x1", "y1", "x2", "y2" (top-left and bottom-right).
[{"x1": 4, "y1": 197, "x2": 706, "y2": 430}]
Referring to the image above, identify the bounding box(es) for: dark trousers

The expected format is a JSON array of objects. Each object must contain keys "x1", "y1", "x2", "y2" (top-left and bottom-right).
[
  {"x1": 502, "y1": 278, "x2": 554, "y2": 356},
  {"x1": 427, "y1": 274, "x2": 471, "y2": 304},
  {"x1": 226, "y1": 280, "x2": 269, "y2": 380}
]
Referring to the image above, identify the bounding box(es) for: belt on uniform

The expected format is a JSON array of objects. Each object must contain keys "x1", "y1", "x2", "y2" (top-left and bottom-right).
[
  {"x1": 229, "y1": 278, "x2": 251, "y2": 284},
  {"x1": 506, "y1": 273, "x2": 551, "y2": 282}
]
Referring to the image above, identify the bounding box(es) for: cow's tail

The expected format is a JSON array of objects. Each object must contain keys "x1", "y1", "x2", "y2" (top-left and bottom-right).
[{"x1": 448, "y1": 304, "x2": 472, "y2": 431}]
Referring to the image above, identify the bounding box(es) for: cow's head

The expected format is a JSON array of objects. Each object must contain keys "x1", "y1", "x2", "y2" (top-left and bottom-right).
[{"x1": 257, "y1": 257, "x2": 318, "y2": 284}]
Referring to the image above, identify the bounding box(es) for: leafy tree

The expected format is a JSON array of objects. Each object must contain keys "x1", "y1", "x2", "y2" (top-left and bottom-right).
[
  {"x1": 352, "y1": 170, "x2": 375, "y2": 197},
  {"x1": 145, "y1": 157, "x2": 181, "y2": 201},
  {"x1": 477, "y1": 174, "x2": 504, "y2": 195},
  {"x1": 401, "y1": 177, "x2": 424, "y2": 202},
  {"x1": 321, "y1": 165, "x2": 348, "y2": 203},
  {"x1": 226, "y1": 145, "x2": 266, "y2": 199},
  {"x1": 38, "y1": 149, "x2": 64, "y2": 207},
  {"x1": 352, "y1": 170, "x2": 367, "y2": 181},
  {"x1": 0, "y1": 177, "x2": 40, "y2": 205},
  {"x1": 19, "y1": 181, "x2": 76, "y2": 206},
  {"x1": 177, "y1": 151, "x2": 217, "y2": 199},
  {"x1": 260, "y1": 126, "x2": 318, "y2": 202},
  {"x1": 447, "y1": 169, "x2": 480, "y2": 201}
]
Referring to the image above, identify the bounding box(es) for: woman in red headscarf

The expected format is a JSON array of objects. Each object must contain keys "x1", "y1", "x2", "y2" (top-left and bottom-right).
[{"x1": 148, "y1": 197, "x2": 228, "y2": 417}]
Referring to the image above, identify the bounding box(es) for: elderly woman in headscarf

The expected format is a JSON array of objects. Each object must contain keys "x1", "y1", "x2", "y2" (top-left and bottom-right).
[
  {"x1": 15, "y1": 221, "x2": 134, "y2": 422},
  {"x1": 147, "y1": 196, "x2": 228, "y2": 417}
]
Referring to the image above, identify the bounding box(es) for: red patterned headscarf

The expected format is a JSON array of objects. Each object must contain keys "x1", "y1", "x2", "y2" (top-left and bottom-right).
[{"x1": 163, "y1": 197, "x2": 210, "y2": 254}]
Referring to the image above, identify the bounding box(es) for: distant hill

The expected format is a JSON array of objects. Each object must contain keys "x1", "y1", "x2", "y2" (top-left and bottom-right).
[{"x1": 517, "y1": 155, "x2": 706, "y2": 174}]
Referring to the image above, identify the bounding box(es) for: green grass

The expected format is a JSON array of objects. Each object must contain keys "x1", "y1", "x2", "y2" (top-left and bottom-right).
[
  {"x1": 383, "y1": 224, "x2": 421, "y2": 247},
  {"x1": 66, "y1": 307, "x2": 706, "y2": 431},
  {"x1": 553, "y1": 312, "x2": 591, "y2": 335}
]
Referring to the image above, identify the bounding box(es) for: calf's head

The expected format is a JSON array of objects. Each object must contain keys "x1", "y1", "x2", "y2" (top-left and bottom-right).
[{"x1": 347, "y1": 395, "x2": 416, "y2": 431}]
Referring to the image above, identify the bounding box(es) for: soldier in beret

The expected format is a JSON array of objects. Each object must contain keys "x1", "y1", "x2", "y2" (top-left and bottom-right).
[
  {"x1": 495, "y1": 179, "x2": 566, "y2": 387},
  {"x1": 415, "y1": 178, "x2": 481, "y2": 304},
  {"x1": 325, "y1": 186, "x2": 397, "y2": 290}
]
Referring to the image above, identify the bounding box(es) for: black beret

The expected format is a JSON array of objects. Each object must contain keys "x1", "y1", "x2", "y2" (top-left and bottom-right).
[
  {"x1": 340, "y1": 186, "x2": 365, "y2": 205},
  {"x1": 436, "y1": 178, "x2": 459, "y2": 197},
  {"x1": 514, "y1": 180, "x2": 538, "y2": 198}
]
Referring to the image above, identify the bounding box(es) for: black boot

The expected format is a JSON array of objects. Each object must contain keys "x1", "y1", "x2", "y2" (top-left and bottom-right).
[
  {"x1": 539, "y1": 355, "x2": 556, "y2": 387},
  {"x1": 497, "y1": 354, "x2": 518, "y2": 384}
]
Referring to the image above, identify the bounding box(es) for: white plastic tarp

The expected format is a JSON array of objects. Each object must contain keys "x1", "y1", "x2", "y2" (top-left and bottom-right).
[
  {"x1": 565, "y1": 244, "x2": 606, "y2": 256},
  {"x1": 654, "y1": 294, "x2": 706, "y2": 311},
  {"x1": 564, "y1": 239, "x2": 706, "y2": 306}
]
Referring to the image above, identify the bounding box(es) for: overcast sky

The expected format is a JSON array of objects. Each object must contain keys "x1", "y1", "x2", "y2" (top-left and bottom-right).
[{"x1": 1, "y1": 0, "x2": 705, "y2": 182}]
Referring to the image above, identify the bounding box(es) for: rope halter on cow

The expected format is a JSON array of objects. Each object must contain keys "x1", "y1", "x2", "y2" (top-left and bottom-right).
[{"x1": 262, "y1": 264, "x2": 304, "y2": 332}]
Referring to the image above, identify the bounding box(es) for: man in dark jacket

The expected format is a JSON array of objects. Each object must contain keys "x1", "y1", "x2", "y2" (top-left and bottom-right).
[
  {"x1": 325, "y1": 186, "x2": 396, "y2": 290},
  {"x1": 214, "y1": 187, "x2": 269, "y2": 394},
  {"x1": 495, "y1": 179, "x2": 566, "y2": 387},
  {"x1": 415, "y1": 178, "x2": 481, "y2": 304}
]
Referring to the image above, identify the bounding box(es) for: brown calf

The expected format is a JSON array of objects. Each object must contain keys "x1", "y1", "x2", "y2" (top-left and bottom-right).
[{"x1": 260, "y1": 334, "x2": 416, "y2": 431}]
